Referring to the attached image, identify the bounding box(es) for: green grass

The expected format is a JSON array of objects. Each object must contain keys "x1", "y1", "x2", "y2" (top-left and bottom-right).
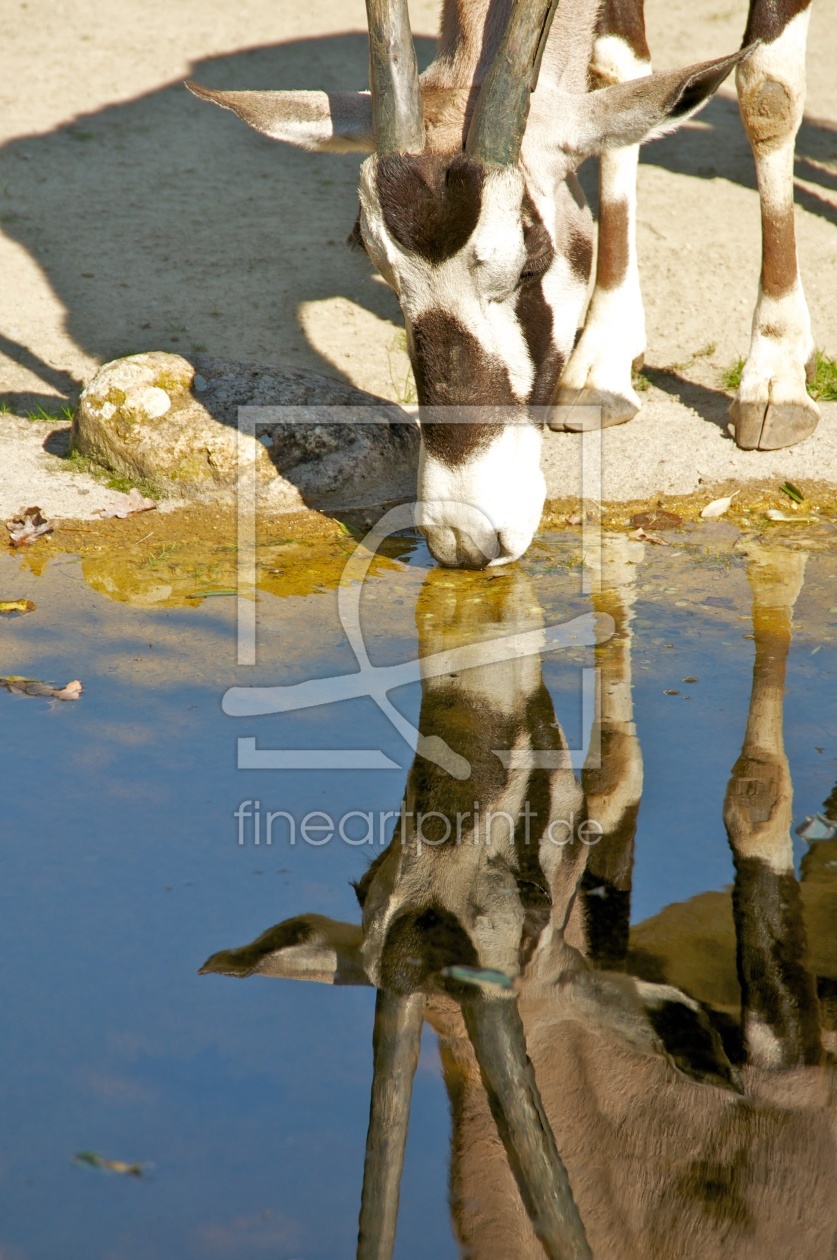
[
  {"x1": 105, "y1": 472, "x2": 160, "y2": 498},
  {"x1": 387, "y1": 330, "x2": 417, "y2": 406},
  {"x1": 720, "y1": 357, "x2": 745, "y2": 392},
  {"x1": 721, "y1": 350, "x2": 837, "y2": 401},
  {"x1": 26, "y1": 404, "x2": 75, "y2": 423},
  {"x1": 809, "y1": 350, "x2": 837, "y2": 402},
  {"x1": 64, "y1": 447, "x2": 160, "y2": 499},
  {"x1": 0, "y1": 402, "x2": 75, "y2": 423}
]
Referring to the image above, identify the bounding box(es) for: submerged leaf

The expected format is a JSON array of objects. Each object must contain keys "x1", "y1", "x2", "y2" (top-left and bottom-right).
[
  {"x1": 629, "y1": 509, "x2": 682, "y2": 530},
  {"x1": 0, "y1": 599, "x2": 35, "y2": 615},
  {"x1": 630, "y1": 527, "x2": 670, "y2": 546}
]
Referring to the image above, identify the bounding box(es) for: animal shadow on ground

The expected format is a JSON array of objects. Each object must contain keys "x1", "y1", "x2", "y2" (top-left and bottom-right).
[
  {"x1": 0, "y1": 34, "x2": 434, "y2": 418},
  {"x1": 0, "y1": 36, "x2": 833, "y2": 431}
]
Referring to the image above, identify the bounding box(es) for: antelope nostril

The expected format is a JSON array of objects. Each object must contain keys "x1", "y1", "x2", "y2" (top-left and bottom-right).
[{"x1": 422, "y1": 526, "x2": 499, "y2": 569}]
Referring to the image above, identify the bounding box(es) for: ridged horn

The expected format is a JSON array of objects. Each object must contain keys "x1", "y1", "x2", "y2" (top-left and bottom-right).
[
  {"x1": 357, "y1": 989, "x2": 425, "y2": 1260},
  {"x1": 462, "y1": 993, "x2": 592, "y2": 1260},
  {"x1": 366, "y1": 0, "x2": 425, "y2": 154},
  {"x1": 466, "y1": 0, "x2": 561, "y2": 166}
]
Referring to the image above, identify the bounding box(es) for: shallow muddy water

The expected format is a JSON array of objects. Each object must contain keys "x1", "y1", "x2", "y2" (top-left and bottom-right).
[{"x1": 1, "y1": 520, "x2": 836, "y2": 1259}]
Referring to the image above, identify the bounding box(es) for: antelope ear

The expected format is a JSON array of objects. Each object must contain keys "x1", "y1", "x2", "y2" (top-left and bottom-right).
[
  {"x1": 186, "y1": 83, "x2": 375, "y2": 153},
  {"x1": 199, "y1": 913, "x2": 368, "y2": 985},
  {"x1": 551, "y1": 47, "x2": 751, "y2": 156}
]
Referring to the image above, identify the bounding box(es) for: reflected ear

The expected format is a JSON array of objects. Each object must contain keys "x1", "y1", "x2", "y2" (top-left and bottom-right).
[
  {"x1": 199, "y1": 913, "x2": 368, "y2": 985},
  {"x1": 550, "y1": 47, "x2": 751, "y2": 157},
  {"x1": 185, "y1": 83, "x2": 375, "y2": 153}
]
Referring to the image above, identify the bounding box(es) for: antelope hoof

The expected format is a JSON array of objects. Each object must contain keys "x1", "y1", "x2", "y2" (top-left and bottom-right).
[
  {"x1": 729, "y1": 397, "x2": 819, "y2": 451},
  {"x1": 550, "y1": 386, "x2": 640, "y2": 432}
]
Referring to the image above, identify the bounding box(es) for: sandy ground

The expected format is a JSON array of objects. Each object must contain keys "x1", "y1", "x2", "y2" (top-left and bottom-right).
[{"x1": 0, "y1": 0, "x2": 835, "y2": 520}]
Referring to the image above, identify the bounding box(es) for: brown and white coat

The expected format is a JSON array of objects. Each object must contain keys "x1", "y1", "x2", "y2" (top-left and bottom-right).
[{"x1": 189, "y1": 0, "x2": 818, "y2": 568}]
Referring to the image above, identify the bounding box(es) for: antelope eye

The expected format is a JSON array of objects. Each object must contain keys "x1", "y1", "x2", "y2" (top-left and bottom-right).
[{"x1": 520, "y1": 249, "x2": 552, "y2": 282}]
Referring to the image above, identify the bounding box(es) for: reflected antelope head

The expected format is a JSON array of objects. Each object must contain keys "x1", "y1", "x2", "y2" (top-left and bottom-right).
[
  {"x1": 187, "y1": 0, "x2": 746, "y2": 566},
  {"x1": 205, "y1": 545, "x2": 827, "y2": 1258}
]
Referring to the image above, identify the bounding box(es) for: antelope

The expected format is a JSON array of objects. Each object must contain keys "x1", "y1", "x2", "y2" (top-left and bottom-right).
[
  {"x1": 200, "y1": 543, "x2": 836, "y2": 1258},
  {"x1": 187, "y1": 0, "x2": 819, "y2": 569}
]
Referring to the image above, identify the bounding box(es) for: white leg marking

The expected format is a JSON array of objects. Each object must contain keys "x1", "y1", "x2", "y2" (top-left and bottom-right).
[
  {"x1": 553, "y1": 40, "x2": 651, "y2": 431},
  {"x1": 732, "y1": 9, "x2": 818, "y2": 450}
]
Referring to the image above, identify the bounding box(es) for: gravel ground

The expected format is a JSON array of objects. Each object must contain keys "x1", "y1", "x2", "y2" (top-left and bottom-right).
[{"x1": 0, "y1": 0, "x2": 835, "y2": 518}]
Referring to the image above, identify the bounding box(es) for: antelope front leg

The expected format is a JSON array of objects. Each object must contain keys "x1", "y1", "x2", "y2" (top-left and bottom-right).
[
  {"x1": 552, "y1": 16, "x2": 650, "y2": 432},
  {"x1": 730, "y1": 2, "x2": 818, "y2": 450}
]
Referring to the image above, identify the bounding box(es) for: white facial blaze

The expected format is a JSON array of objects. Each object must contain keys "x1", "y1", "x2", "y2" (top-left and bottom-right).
[
  {"x1": 358, "y1": 159, "x2": 558, "y2": 563},
  {"x1": 417, "y1": 424, "x2": 546, "y2": 567}
]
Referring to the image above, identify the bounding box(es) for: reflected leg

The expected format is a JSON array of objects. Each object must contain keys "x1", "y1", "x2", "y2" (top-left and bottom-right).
[{"x1": 724, "y1": 545, "x2": 822, "y2": 1068}]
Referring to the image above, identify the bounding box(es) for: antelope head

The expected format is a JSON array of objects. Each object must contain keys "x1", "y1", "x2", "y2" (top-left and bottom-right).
[{"x1": 188, "y1": 0, "x2": 746, "y2": 566}]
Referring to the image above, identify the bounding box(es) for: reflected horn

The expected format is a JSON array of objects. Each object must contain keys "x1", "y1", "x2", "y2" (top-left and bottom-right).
[
  {"x1": 462, "y1": 993, "x2": 591, "y2": 1260},
  {"x1": 466, "y1": 0, "x2": 561, "y2": 166},
  {"x1": 357, "y1": 989, "x2": 426, "y2": 1260},
  {"x1": 366, "y1": 0, "x2": 425, "y2": 154}
]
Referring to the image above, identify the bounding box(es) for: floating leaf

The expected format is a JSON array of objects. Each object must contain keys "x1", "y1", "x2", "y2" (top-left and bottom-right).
[
  {"x1": 630, "y1": 527, "x2": 670, "y2": 546},
  {"x1": 0, "y1": 676, "x2": 82, "y2": 700},
  {"x1": 765, "y1": 509, "x2": 798, "y2": 522},
  {"x1": 0, "y1": 599, "x2": 35, "y2": 615},
  {"x1": 73, "y1": 1150, "x2": 147, "y2": 1178},
  {"x1": 779, "y1": 480, "x2": 804, "y2": 503},
  {"x1": 95, "y1": 488, "x2": 157, "y2": 519},
  {"x1": 5, "y1": 506, "x2": 53, "y2": 547},
  {"x1": 700, "y1": 493, "x2": 737, "y2": 519}
]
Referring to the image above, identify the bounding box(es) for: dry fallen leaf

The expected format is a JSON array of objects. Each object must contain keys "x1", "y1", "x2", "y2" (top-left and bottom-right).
[
  {"x1": 700, "y1": 493, "x2": 737, "y2": 520},
  {"x1": 0, "y1": 599, "x2": 35, "y2": 615},
  {"x1": 5, "y1": 506, "x2": 54, "y2": 547},
  {"x1": 95, "y1": 488, "x2": 157, "y2": 519},
  {"x1": 0, "y1": 676, "x2": 83, "y2": 700},
  {"x1": 630, "y1": 526, "x2": 670, "y2": 546}
]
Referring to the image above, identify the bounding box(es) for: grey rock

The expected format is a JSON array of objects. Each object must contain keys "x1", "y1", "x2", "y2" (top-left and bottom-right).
[{"x1": 73, "y1": 352, "x2": 419, "y2": 509}]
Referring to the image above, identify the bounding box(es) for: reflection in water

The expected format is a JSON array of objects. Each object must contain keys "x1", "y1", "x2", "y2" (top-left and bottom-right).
[{"x1": 202, "y1": 543, "x2": 836, "y2": 1259}]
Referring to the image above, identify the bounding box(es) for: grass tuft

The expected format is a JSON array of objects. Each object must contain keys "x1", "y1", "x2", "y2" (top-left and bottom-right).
[
  {"x1": 721, "y1": 350, "x2": 837, "y2": 401},
  {"x1": 720, "y1": 357, "x2": 745, "y2": 393},
  {"x1": 387, "y1": 330, "x2": 417, "y2": 406},
  {"x1": 808, "y1": 350, "x2": 837, "y2": 402}
]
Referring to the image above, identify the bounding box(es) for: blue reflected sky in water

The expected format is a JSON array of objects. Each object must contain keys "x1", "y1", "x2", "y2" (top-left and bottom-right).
[{"x1": 0, "y1": 538, "x2": 834, "y2": 1258}]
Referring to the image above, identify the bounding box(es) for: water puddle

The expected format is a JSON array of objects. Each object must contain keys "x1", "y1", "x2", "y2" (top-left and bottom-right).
[{"x1": 1, "y1": 518, "x2": 835, "y2": 1258}]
